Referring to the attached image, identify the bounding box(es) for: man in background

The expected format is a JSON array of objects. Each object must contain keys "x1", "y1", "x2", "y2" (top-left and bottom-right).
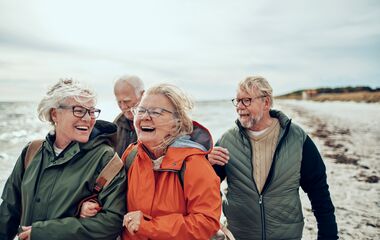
[
  {"x1": 113, "y1": 75, "x2": 144, "y2": 156},
  {"x1": 208, "y1": 75, "x2": 338, "y2": 240}
]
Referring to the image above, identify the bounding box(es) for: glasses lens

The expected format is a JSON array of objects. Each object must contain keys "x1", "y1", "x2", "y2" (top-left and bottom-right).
[
  {"x1": 72, "y1": 106, "x2": 100, "y2": 119},
  {"x1": 149, "y1": 108, "x2": 164, "y2": 118},
  {"x1": 73, "y1": 106, "x2": 87, "y2": 118},
  {"x1": 242, "y1": 98, "x2": 251, "y2": 107},
  {"x1": 132, "y1": 107, "x2": 145, "y2": 116},
  {"x1": 231, "y1": 99, "x2": 237, "y2": 106},
  {"x1": 90, "y1": 109, "x2": 101, "y2": 119}
]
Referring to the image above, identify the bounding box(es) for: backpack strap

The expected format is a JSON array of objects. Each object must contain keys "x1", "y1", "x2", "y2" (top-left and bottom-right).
[
  {"x1": 24, "y1": 139, "x2": 44, "y2": 170},
  {"x1": 125, "y1": 146, "x2": 138, "y2": 172},
  {"x1": 93, "y1": 152, "x2": 124, "y2": 193},
  {"x1": 177, "y1": 161, "x2": 186, "y2": 189},
  {"x1": 75, "y1": 152, "x2": 124, "y2": 216}
]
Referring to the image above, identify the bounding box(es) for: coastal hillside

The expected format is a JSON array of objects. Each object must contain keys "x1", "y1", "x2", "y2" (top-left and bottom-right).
[{"x1": 276, "y1": 86, "x2": 380, "y2": 103}]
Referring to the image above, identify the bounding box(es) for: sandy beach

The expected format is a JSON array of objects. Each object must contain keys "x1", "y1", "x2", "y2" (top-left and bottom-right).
[
  {"x1": 1, "y1": 100, "x2": 379, "y2": 239},
  {"x1": 275, "y1": 100, "x2": 380, "y2": 240}
]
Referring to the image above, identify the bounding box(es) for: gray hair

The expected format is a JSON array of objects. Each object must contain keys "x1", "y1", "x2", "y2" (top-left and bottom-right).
[
  {"x1": 114, "y1": 75, "x2": 145, "y2": 97},
  {"x1": 238, "y1": 75, "x2": 273, "y2": 107},
  {"x1": 37, "y1": 79, "x2": 96, "y2": 125},
  {"x1": 145, "y1": 84, "x2": 194, "y2": 147}
]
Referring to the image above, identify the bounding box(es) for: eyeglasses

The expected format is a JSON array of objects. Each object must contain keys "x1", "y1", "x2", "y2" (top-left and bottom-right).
[
  {"x1": 131, "y1": 106, "x2": 174, "y2": 119},
  {"x1": 231, "y1": 95, "x2": 266, "y2": 107},
  {"x1": 58, "y1": 105, "x2": 101, "y2": 119}
]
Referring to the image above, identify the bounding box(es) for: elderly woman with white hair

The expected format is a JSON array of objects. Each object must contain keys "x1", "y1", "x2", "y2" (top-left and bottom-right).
[
  {"x1": 121, "y1": 84, "x2": 221, "y2": 239},
  {"x1": 0, "y1": 79, "x2": 126, "y2": 240},
  {"x1": 81, "y1": 83, "x2": 222, "y2": 239}
]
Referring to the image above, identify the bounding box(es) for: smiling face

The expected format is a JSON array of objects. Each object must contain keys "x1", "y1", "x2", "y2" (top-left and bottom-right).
[
  {"x1": 134, "y1": 93, "x2": 177, "y2": 154},
  {"x1": 114, "y1": 81, "x2": 141, "y2": 120},
  {"x1": 236, "y1": 88, "x2": 270, "y2": 131},
  {"x1": 51, "y1": 97, "x2": 96, "y2": 149}
]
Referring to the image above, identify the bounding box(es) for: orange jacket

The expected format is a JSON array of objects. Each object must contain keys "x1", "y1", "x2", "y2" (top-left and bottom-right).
[{"x1": 121, "y1": 121, "x2": 221, "y2": 240}]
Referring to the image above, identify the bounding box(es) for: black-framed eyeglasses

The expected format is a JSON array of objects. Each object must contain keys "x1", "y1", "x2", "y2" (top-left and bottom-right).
[
  {"x1": 231, "y1": 95, "x2": 266, "y2": 107},
  {"x1": 131, "y1": 106, "x2": 174, "y2": 119},
  {"x1": 58, "y1": 105, "x2": 101, "y2": 119}
]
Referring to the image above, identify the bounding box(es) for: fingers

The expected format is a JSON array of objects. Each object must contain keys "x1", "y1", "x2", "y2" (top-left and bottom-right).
[
  {"x1": 21, "y1": 226, "x2": 32, "y2": 231},
  {"x1": 123, "y1": 215, "x2": 131, "y2": 226},
  {"x1": 123, "y1": 211, "x2": 143, "y2": 235},
  {"x1": 127, "y1": 221, "x2": 140, "y2": 235},
  {"x1": 18, "y1": 232, "x2": 27, "y2": 240},
  {"x1": 18, "y1": 226, "x2": 32, "y2": 240},
  {"x1": 80, "y1": 208, "x2": 98, "y2": 218},
  {"x1": 80, "y1": 201, "x2": 101, "y2": 218},
  {"x1": 209, "y1": 147, "x2": 230, "y2": 165},
  {"x1": 85, "y1": 201, "x2": 100, "y2": 209}
]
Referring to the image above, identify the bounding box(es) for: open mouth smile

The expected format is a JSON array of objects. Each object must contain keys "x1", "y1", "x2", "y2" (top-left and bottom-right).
[
  {"x1": 75, "y1": 125, "x2": 90, "y2": 132},
  {"x1": 141, "y1": 126, "x2": 155, "y2": 132}
]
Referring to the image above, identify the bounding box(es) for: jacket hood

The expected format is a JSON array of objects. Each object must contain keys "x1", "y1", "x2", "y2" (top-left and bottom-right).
[
  {"x1": 149, "y1": 120, "x2": 213, "y2": 171},
  {"x1": 84, "y1": 120, "x2": 118, "y2": 149},
  {"x1": 170, "y1": 121, "x2": 212, "y2": 151},
  {"x1": 46, "y1": 120, "x2": 117, "y2": 152}
]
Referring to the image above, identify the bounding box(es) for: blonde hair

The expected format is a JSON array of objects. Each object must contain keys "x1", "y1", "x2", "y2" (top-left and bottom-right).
[
  {"x1": 144, "y1": 84, "x2": 194, "y2": 149},
  {"x1": 37, "y1": 79, "x2": 96, "y2": 125},
  {"x1": 238, "y1": 75, "x2": 273, "y2": 107}
]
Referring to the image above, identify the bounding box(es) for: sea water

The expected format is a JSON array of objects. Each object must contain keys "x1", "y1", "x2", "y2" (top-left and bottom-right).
[
  {"x1": 0, "y1": 100, "x2": 236, "y2": 192},
  {"x1": 1, "y1": 100, "x2": 379, "y2": 239}
]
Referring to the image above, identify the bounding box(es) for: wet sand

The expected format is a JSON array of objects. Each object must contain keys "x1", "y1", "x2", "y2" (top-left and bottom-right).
[{"x1": 276, "y1": 100, "x2": 380, "y2": 240}]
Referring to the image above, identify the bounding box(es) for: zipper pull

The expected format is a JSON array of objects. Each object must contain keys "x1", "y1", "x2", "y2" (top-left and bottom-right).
[{"x1": 259, "y1": 195, "x2": 263, "y2": 204}]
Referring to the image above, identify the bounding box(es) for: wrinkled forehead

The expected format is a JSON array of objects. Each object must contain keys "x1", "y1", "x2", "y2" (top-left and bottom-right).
[
  {"x1": 140, "y1": 93, "x2": 174, "y2": 109},
  {"x1": 115, "y1": 82, "x2": 138, "y2": 98},
  {"x1": 236, "y1": 86, "x2": 260, "y2": 97},
  {"x1": 61, "y1": 96, "x2": 96, "y2": 108}
]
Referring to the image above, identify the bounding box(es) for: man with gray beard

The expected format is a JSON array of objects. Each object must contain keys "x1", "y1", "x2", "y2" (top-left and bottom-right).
[
  {"x1": 113, "y1": 75, "x2": 144, "y2": 156},
  {"x1": 208, "y1": 76, "x2": 338, "y2": 240}
]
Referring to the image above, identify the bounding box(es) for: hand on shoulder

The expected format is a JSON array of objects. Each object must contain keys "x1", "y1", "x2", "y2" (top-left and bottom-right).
[{"x1": 208, "y1": 146, "x2": 229, "y2": 166}]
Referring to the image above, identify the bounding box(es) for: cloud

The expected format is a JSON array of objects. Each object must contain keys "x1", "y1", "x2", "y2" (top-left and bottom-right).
[{"x1": 0, "y1": 0, "x2": 379, "y2": 101}]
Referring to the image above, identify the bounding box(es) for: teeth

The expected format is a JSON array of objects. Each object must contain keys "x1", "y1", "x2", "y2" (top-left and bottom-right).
[
  {"x1": 141, "y1": 126, "x2": 155, "y2": 132},
  {"x1": 76, "y1": 126, "x2": 89, "y2": 131}
]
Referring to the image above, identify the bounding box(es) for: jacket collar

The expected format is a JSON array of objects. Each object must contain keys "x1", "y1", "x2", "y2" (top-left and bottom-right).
[
  {"x1": 137, "y1": 121, "x2": 213, "y2": 171},
  {"x1": 114, "y1": 113, "x2": 134, "y2": 131},
  {"x1": 235, "y1": 109, "x2": 291, "y2": 132},
  {"x1": 44, "y1": 120, "x2": 117, "y2": 165}
]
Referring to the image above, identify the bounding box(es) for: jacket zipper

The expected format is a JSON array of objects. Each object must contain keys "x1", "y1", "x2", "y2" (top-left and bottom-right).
[
  {"x1": 259, "y1": 195, "x2": 265, "y2": 240},
  {"x1": 239, "y1": 118, "x2": 292, "y2": 240},
  {"x1": 241, "y1": 128, "x2": 267, "y2": 239},
  {"x1": 259, "y1": 120, "x2": 291, "y2": 239}
]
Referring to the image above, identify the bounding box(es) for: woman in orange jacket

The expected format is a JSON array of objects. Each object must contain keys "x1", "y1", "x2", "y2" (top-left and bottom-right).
[{"x1": 81, "y1": 84, "x2": 221, "y2": 240}]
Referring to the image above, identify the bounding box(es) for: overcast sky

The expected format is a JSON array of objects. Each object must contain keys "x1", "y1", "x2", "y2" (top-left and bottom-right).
[{"x1": 0, "y1": 0, "x2": 379, "y2": 101}]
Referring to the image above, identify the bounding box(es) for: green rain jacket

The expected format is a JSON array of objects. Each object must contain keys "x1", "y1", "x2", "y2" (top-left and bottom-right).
[{"x1": 0, "y1": 120, "x2": 126, "y2": 240}]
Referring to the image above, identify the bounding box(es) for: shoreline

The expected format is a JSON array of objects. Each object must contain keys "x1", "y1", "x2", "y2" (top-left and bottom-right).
[
  {"x1": 276, "y1": 91, "x2": 380, "y2": 103},
  {"x1": 275, "y1": 100, "x2": 380, "y2": 239}
]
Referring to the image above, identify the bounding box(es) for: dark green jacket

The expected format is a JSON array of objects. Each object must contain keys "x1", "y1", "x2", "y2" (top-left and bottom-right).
[
  {"x1": 0, "y1": 120, "x2": 126, "y2": 240},
  {"x1": 214, "y1": 110, "x2": 338, "y2": 240},
  {"x1": 113, "y1": 113, "x2": 137, "y2": 157}
]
